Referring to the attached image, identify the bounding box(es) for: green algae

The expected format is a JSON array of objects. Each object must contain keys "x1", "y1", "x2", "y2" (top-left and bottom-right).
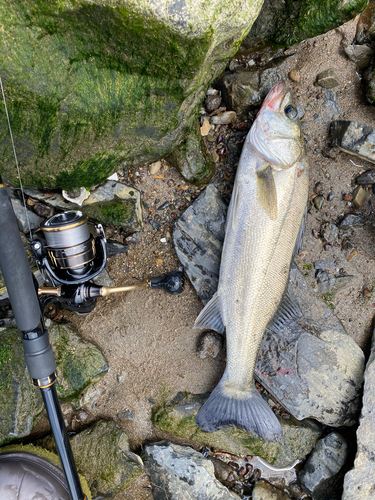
[{"x1": 82, "y1": 197, "x2": 140, "y2": 229}]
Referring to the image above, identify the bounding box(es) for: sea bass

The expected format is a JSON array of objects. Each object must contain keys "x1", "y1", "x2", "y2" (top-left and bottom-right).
[{"x1": 194, "y1": 80, "x2": 308, "y2": 442}]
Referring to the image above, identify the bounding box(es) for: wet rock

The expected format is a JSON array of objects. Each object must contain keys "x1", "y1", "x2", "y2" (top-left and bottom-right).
[
  {"x1": 0, "y1": 320, "x2": 108, "y2": 445},
  {"x1": 10, "y1": 196, "x2": 43, "y2": 232},
  {"x1": 298, "y1": 432, "x2": 350, "y2": 500},
  {"x1": 253, "y1": 480, "x2": 291, "y2": 500},
  {"x1": 211, "y1": 111, "x2": 236, "y2": 125},
  {"x1": 196, "y1": 330, "x2": 223, "y2": 359},
  {"x1": 106, "y1": 240, "x2": 129, "y2": 258},
  {"x1": 205, "y1": 93, "x2": 222, "y2": 113},
  {"x1": 144, "y1": 441, "x2": 240, "y2": 500},
  {"x1": 173, "y1": 184, "x2": 227, "y2": 304},
  {"x1": 152, "y1": 393, "x2": 322, "y2": 467},
  {"x1": 337, "y1": 213, "x2": 366, "y2": 229},
  {"x1": 330, "y1": 120, "x2": 375, "y2": 164},
  {"x1": 167, "y1": 121, "x2": 215, "y2": 186},
  {"x1": 344, "y1": 44, "x2": 374, "y2": 70},
  {"x1": 32, "y1": 202, "x2": 54, "y2": 219},
  {"x1": 313, "y1": 194, "x2": 324, "y2": 210},
  {"x1": 353, "y1": 185, "x2": 367, "y2": 208},
  {"x1": 321, "y1": 222, "x2": 339, "y2": 245},
  {"x1": 175, "y1": 187, "x2": 365, "y2": 427},
  {"x1": 316, "y1": 69, "x2": 340, "y2": 89},
  {"x1": 0, "y1": 1, "x2": 264, "y2": 190},
  {"x1": 243, "y1": 0, "x2": 367, "y2": 47},
  {"x1": 342, "y1": 325, "x2": 375, "y2": 499},
  {"x1": 356, "y1": 169, "x2": 375, "y2": 184}
]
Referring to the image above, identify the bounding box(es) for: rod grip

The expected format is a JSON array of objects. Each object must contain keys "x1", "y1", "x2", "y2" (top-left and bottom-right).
[{"x1": 0, "y1": 185, "x2": 41, "y2": 331}]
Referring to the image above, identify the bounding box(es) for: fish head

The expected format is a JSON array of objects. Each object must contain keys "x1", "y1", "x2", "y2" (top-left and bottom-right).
[{"x1": 249, "y1": 80, "x2": 304, "y2": 169}]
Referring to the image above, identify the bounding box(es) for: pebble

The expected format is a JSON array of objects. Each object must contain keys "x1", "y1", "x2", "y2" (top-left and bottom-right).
[
  {"x1": 106, "y1": 240, "x2": 129, "y2": 258},
  {"x1": 117, "y1": 410, "x2": 134, "y2": 423},
  {"x1": 211, "y1": 150, "x2": 220, "y2": 162},
  {"x1": 344, "y1": 44, "x2": 374, "y2": 70},
  {"x1": 316, "y1": 270, "x2": 336, "y2": 294},
  {"x1": 33, "y1": 202, "x2": 53, "y2": 218},
  {"x1": 196, "y1": 330, "x2": 223, "y2": 359},
  {"x1": 321, "y1": 222, "x2": 339, "y2": 245},
  {"x1": 148, "y1": 161, "x2": 162, "y2": 175},
  {"x1": 356, "y1": 170, "x2": 375, "y2": 184},
  {"x1": 327, "y1": 190, "x2": 335, "y2": 201},
  {"x1": 316, "y1": 69, "x2": 341, "y2": 89},
  {"x1": 205, "y1": 94, "x2": 222, "y2": 113},
  {"x1": 353, "y1": 185, "x2": 366, "y2": 208},
  {"x1": 211, "y1": 111, "x2": 237, "y2": 125},
  {"x1": 313, "y1": 194, "x2": 324, "y2": 210},
  {"x1": 288, "y1": 69, "x2": 301, "y2": 82},
  {"x1": 347, "y1": 249, "x2": 358, "y2": 261},
  {"x1": 337, "y1": 214, "x2": 365, "y2": 229},
  {"x1": 314, "y1": 181, "x2": 324, "y2": 194},
  {"x1": 200, "y1": 119, "x2": 211, "y2": 136}
]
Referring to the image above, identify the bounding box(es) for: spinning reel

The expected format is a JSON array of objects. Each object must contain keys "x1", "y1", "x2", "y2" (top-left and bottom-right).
[{"x1": 31, "y1": 210, "x2": 184, "y2": 313}]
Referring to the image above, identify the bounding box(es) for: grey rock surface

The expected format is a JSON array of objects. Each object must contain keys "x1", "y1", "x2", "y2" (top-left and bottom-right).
[
  {"x1": 144, "y1": 441, "x2": 241, "y2": 500},
  {"x1": 10, "y1": 196, "x2": 43, "y2": 232},
  {"x1": 173, "y1": 184, "x2": 227, "y2": 304},
  {"x1": 330, "y1": 120, "x2": 375, "y2": 164},
  {"x1": 342, "y1": 326, "x2": 375, "y2": 500},
  {"x1": 344, "y1": 44, "x2": 374, "y2": 70},
  {"x1": 337, "y1": 213, "x2": 366, "y2": 229},
  {"x1": 174, "y1": 185, "x2": 365, "y2": 426},
  {"x1": 298, "y1": 432, "x2": 350, "y2": 500}
]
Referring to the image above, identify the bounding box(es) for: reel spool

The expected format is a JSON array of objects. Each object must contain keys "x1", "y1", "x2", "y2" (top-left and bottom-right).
[{"x1": 32, "y1": 210, "x2": 106, "y2": 286}]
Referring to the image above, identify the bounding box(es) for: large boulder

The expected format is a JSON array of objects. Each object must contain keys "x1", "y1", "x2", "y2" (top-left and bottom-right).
[{"x1": 0, "y1": 0, "x2": 264, "y2": 190}]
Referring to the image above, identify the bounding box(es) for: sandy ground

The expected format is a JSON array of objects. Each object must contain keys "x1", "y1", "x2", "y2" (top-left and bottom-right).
[{"x1": 47, "y1": 16, "x2": 375, "y2": 499}]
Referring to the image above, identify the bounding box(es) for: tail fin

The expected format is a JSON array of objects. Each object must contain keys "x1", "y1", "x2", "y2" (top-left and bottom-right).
[{"x1": 196, "y1": 378, "x2": 282, "y2": 442}]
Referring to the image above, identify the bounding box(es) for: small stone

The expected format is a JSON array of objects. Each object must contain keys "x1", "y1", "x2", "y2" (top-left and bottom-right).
[
  {"x1": 330, "y1": 121, "x2": 375, "y2": 164},
  {"x1": 205, "y1": 94, "x2": 222, "y2": 113},
  {"x1": 337, "y1": 214, "x2": 366, "y2": 229},
  {"x1": 316, "y1": 69, "x2": 341, "y2": 89},
  {"x1": 33, "y1": 202, "x2": 53, "y2": 219},
  {"x1": 322, "y1": 222, "x2": 339, "y2": 245},
  {"x1": 314, "y1": 181, "x2": 324, "y2": 194},
  {"x1": 253, "y1": 480, "x2": 291, "y2": 500},
  {"x1": 316, "y1": 270, "x2": 336, "y2": 294},
  {"x1": 197, "y1": 330, "x2": 223, "y2": 358},
  {"x1": 117, "y1": 410, "x2": 134, "y2": 423},
  {"x1": 356, "y1": 169, "x2": 375, "y2": 184},
  {"x1": 200, "y1": 119, "x2": 211, "y2": 136},
  {"x1": 75, "y1": 409, "x2": 90, "y2": 423},
  {"x1": 298, "y1": 432, "x2": 350, "y2": 500},
  {"x1": 148, "y1": 161, "x2": 162, "y2": 175},
  {"x1": 344, "y1": 44, "x2": 374, "y2": 70},
  {"x1": 343, "y1": 193, "x2": 353, "y2": 201},
  {"x1": 347, "y1": 249, "x2": 358, "y2": 261},
  {"x1": 288, "y1": 69, "x2": 301, "y2": 82},
  {"x1": 155, "y1": 258, "x2": 163, "y2": 266},
  {"x1": 353, "y1": 185, "x2": 367, "y2": 208},
  {"x1": 229, "y1": 59, "x2": 241, "y2": 71},
  {"x1": 313, "y1": 194, "x2": 324, "y2": 210},
  {"x1": 327, "y1": 190, "x2": 335, "y2": 201},
  {"x1": 363, "y1": 288, "x2": 372, "y2": 298},
  {"x1": 211, "y1": 111, "x2": 237, "y2": 125},
  {"x1": 106, "y1": 240, "x2": 129, "y2": 258},
  {"x1": 342, "y1": 238, "x2": 353, "y2": 251},
  {"x1": 160, "y1": 237, "x2": 167, "y2": 243}
]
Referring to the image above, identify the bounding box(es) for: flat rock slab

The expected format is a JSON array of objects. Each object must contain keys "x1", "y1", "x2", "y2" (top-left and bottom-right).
[
  {"x1": 330, "y1": 120, "x2": 375, "y2": 164},
  {"x1": 152, "y1": 392, "x2": 322, "y2": 467},
  {"x1": 0, "y1": 321, "x2": 108, "y2": 445},
  {"x1": 144, "y1": 441, "x2": 241, "y2": 500},
  {"x1": 342, "y1": 326, "x2": 375, "y2": 500},
  {"x1": 174, "y1": 184, "x2": 365, "y2": 426}
]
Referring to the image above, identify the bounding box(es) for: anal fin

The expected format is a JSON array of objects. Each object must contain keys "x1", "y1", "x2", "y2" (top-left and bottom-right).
[{"x1": 194, "y1": 291, "x2": 225, "y2": 334}]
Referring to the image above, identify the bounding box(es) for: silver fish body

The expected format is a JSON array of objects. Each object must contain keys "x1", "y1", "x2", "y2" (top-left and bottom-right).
[{"x1": 194, "y1": 81, "x2": 309, "y2": 441}]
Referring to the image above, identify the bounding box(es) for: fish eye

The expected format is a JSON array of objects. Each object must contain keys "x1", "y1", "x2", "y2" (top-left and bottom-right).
[{"x1": 284, "y1": 105, "x2": 298, "y2": 119}]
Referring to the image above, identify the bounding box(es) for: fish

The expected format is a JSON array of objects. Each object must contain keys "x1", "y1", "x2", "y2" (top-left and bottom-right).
[{"x1": 194, "y1": 80, "x2": 308, "y2": 442}]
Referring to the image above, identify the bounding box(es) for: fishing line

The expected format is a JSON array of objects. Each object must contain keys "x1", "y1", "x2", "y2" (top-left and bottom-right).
[{"x1": 0, "y1": 75, "x2": 33, "y2": 241}]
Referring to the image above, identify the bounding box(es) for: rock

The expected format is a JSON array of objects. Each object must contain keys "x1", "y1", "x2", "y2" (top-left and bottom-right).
[
  {"x1": 337, "y1": 213, "x2": 366, "y2": 229},
  {"x1": 288, "y1": 70, "x2": 301, "y2": 82},
  {"x1": 330, "y1": 120, "x2": 375, "y2": 164},
  {"x1": 253, "y1": 480, "x2": 291, "y2": 500},
  {"x1": 117, "y1": 410, "x2": 134, "y2": 423},
  {"x1": 152, "y1": 393, "x2": 322, "y2": 467},
  {"x1": 316, "y1": 270, "x2": 336, "y2": 294},
  {"x1": 106, "y1": 240, "x2": 129, "y2": 258},
  {"x1": 32, "y1": 202, "x2": 54, "y2": 219},
  {"x1": 144, "y1": 441, "x2": 240, "y2": 500},
  {"x1": 10, "y1": 196, "x2": 43, "y2": 233},
  {"x1": 298, "y1": 432, "x2": 350, "y2": 500},
  {"x1": 196, "y1": 330, "x2": 223, "y2": 359},
  {"x1": 316, "y1": 69, "x2": 340, "y2": 89},
  {"x1": 243, "y1": 0, "x2": 367, "y2": 47},
  {"x1": 353, "y1": 185, "x2": 367, "y2": 208},
  {"x1": 327, "y1": 190, "x2": 335, "y2": 201},
  {"x1": 205, "y1": 94, "x2": 222, "y2": 113},
  {"x1": 342, "y1": 326, "x2": 375, "y2": 500},
  {"x1": 321, "y1": 222, "x2": 339, "y2": 245},
  {"x1": 174, "y1": 186, "x2": 365, "y2": 427},
  {"x1": 92, "y1": 268, "x2": 114, "y2": 287},
  {"x1": 148, "y1": 161, "x2": 162, "y2": 175},
  {"x1": 211, "y1": 111, "x2": 236, "y2": 125},
  {"x1": 344, "y1": 44, "x2": 374, "y2": 70},
  {"x1": 45, "y1": 420, "x2": 142, "y2": 498},
  {"x1": 200, "y1": 119, "x2": 212, "y2": 137},
  {"x1": 356, "y1": 169, "x2": 375, "y2": 184},
  {"x1": 0, "y1": 1, "x2": 264, "y2": 190},
  {"x1": 313, "y1": 194, "x2": 324, "y2": 210},
  {"x1": 0, "y1": 321, "x2": 108, "y2": 445},
  {"x1": 355, "y1": 3, "x2": 375, "y2": 44},
  {"x1": 173, "y1": 184, "x2": 227, "y2": 304},
  {"x1": 167, "y1": 121, "x2": 215, "y2": 186}
]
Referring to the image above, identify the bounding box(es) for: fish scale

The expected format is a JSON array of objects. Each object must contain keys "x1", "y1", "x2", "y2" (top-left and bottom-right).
[{"x1": 194, "y1": 80, "x2": 308, "y2": 441}]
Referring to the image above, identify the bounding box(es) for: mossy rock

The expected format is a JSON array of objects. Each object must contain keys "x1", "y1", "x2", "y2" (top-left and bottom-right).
[
  {"x1": 152, "y1": 392, "x2": 322, "y2": 466},
  {"x1": 244, "y1": 0, "x2": 369, "y2": 48},
  {"x1": 0, "y1": 0, "x2": 264, "y2": 190},
  {"x1": 0, "y1": 321, "x2": 108, "y2": 445}
]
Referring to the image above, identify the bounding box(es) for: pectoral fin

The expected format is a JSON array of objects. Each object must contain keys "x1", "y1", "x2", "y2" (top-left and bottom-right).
[{"x1": 257, "y1": 164, "x2": 277, "y2": 220}]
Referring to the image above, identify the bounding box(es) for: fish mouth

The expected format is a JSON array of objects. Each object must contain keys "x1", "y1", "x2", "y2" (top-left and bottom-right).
[{"x1": 262, "y1": 80, "x2": 289, "y2": 111}]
